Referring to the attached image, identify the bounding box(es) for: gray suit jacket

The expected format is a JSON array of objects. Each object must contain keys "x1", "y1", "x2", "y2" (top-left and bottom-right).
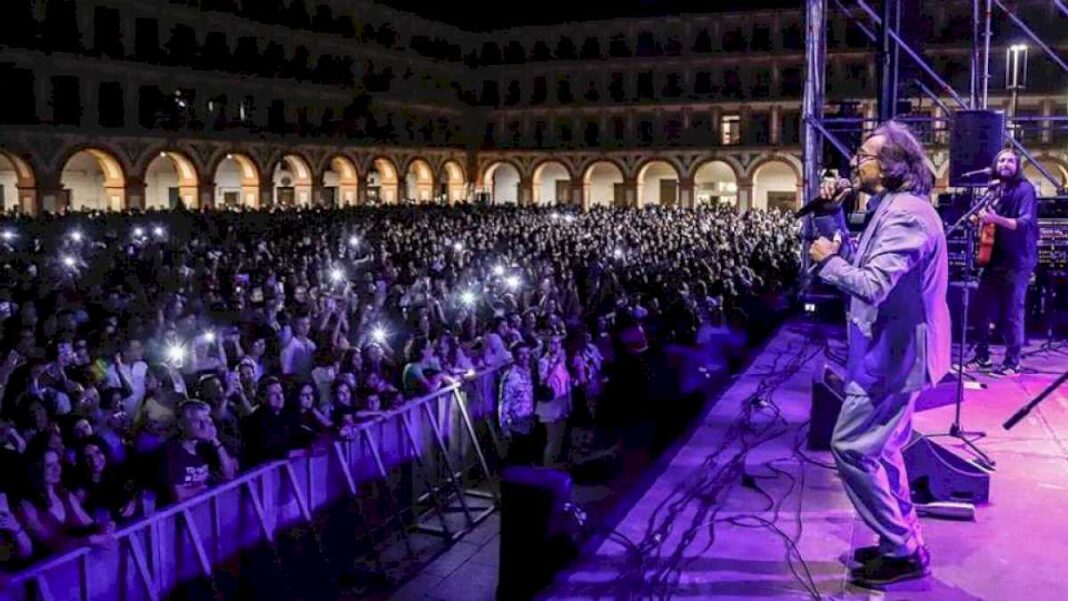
[{"x1": 819, "y1": 192, "x2": 951, "y2": 397}]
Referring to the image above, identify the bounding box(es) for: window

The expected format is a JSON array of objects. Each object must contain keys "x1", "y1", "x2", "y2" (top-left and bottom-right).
[
  {"x1": 695, "y1": 71, "x2": 712, "y2": 95},
  {"x1": 93, "y1": 7, "x2": 123, "y2": 58},
  {"x1": 134, "y1": 18, "x2": 160, "y2": 62},
  {"x1": 98, "y1": 82, "x2": 123, "y2": 127},
  {"x1": 531, "y1": 77, "x2": 547, "y2": 104},
  {"x1": 721, "y1": 114, "x2": 741, "y2": 145},
  {"x1": 51, "y1": 76, "x2": 81, "y2": 126},
  {"x1": 609, "y1": 73, "x2": 626, "y2": 102},
  {"x1": 637, "y1": 72, "x2": 654, "y2": 100}
]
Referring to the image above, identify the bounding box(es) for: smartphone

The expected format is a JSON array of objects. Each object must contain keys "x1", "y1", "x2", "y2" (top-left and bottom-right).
[{"x1": 251, "y1": 287, "x2": 264, "y2": 303}]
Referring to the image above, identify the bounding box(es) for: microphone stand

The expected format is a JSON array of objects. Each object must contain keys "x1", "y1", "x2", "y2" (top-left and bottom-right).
[{"x1": 936, "y1": 187, "x2": 997, "y2": 469}]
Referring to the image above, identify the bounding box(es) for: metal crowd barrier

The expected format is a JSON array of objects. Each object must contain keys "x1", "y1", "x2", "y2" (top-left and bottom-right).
[{"x1": 0, "y1": 366, "x2": 507, "y2": 601}]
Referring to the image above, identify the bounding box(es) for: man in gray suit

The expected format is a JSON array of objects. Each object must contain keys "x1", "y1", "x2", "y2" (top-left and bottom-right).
[{"x1": 810, "y1": 120, "x2": 950, "y2": 586}]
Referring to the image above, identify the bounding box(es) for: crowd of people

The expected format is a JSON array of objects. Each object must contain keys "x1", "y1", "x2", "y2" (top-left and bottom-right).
[{"x1": 0, "y1": 203, "x2": 799, "y2": 568}]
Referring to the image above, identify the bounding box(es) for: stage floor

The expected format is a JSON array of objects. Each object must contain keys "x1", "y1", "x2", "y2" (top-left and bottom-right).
[{"x1": 545, "y1": 321, "x2": 1068, "y2": 601}]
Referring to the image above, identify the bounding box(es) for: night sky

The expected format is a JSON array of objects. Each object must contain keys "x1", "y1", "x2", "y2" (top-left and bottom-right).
[{"x1": 381, "y1": 0, "x2": 804, "y2": 31}]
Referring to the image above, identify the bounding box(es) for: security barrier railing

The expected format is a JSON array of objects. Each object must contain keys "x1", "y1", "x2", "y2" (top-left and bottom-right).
[{"x1": 0, "y1": 366, "x2": 506, "y2": 601}]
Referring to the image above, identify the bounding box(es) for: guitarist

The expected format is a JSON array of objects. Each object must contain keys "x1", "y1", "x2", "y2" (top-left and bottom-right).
[{"x1": 964, "y1": 149, "x2": 1039, "y2": 375}]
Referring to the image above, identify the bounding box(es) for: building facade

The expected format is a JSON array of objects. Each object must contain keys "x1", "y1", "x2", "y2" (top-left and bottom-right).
[{"x1": 1, "y1": 0, "x2": 1065, "y2": 215}]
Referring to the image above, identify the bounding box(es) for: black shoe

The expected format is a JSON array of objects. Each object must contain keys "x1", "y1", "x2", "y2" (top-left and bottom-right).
[
  {"x1": 852, "y1": 545, "x2": 881, "y2": 564},
  {"x1": 992, "y1": 363, "x2": 1020, "y2": 377},
  {"x1": 962, "y1": 355, "x2": 992, "y2": 371},
  {"x1": 851, "y1": 547, "x2": 931, "y2": 586}
]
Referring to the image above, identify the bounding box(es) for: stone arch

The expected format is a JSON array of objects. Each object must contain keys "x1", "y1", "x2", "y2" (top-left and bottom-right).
[
  {"x1": 60, "y1": 147, "x2": 127, "y2": 212},
  {"x1": 211, "y1": 152, "x2": 261, "y2": 208},
  {"x1": 144, "y1": 150, "x2": 199, "y2": 210},
  {"x1": 404, "y1": 158, "x2": 435, "y2": 203},
  {"x1": 0, "y1": 150, "x2": 36, "y2": 213},
  {"x1": 751, "y1": 158, "x2": 801, "y2": 211},
  {"x1": 482, "y1": 161, "x2": 522, "y2": 205},
  {"x1": 582, "y1": 161, "x2": 625, "y2": 209},
  {"x1": 1023, "y1": 156, "x2": 1068, "y2": 197},
  {"x1": 531, "y1": 160, "x2": 573, "y2": 205},
  {"x1": 635, "y1": 160, "x2": 681, "y2": 207},
  {"x1": 272, "y1": 153, "x2": 315, "y2": 207},
  {"x1": 440, "y1": 160, "x2": 467, "y2": 204},
  {"x1": 322, "y1": 154, "x2": 360, "y2": 206},
  {"x1": 693, "y1": 160, "x2": 740, "y2": 206},
  {"x1": 367, "y1": 157, "x2": 399, "y2": 204}
]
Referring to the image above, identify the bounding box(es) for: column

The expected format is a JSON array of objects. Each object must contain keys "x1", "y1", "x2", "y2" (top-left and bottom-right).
[
  {"x1": 518, "y1": 177, "x2": 534, "y2": 206},
  {"x1": 198, "y1": 178, "x2": 216, "y2": 209},
  {"x1": 618, "y1": 178, "x2": 638, "y2": 208},
  {"x1": 770, "y1": 105, "x2": 782, "y2": 145},
  {"x1": 736, "y1": 176, "x2": 754, "y2": 212},
  {"x1": 35, "y1": 172, "x2": 67, "y2": 214},
  {"x1": 123, "y1": 176, "x2": 146, "y2": 211},
  {"x1": 81, "y1": 77, "x2": 98, "y2": 128},
  {"x1": 678, "y1": 177, "x2": 695, "y2": 208}
]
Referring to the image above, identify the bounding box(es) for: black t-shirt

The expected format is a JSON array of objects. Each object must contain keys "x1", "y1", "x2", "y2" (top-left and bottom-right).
[
  {"x1": 989, "y1": 180, "x2": 1039, "y2": 271},
  {"x1": 158, "y1": 439, "x2": 218, "y2": 504},
  {"x1": 241, "y1": 407, "x2": 297, "y2": 467}
]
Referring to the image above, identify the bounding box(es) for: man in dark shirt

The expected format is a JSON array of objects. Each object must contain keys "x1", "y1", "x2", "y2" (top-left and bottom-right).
[
  {"x1": 965, "y1": 149, "x2": 1039, "y2": 375},
  {"x1": 241, "y1": 377, "x2": 298, "y2": 467},
  {"x1": 158, "y1": 400, "x2": 237, "y2": 504}
]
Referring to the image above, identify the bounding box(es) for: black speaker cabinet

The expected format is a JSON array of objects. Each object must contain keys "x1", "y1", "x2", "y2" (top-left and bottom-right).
[
  {"x1": 497, "y1": 467, "x2": 576, "y2": 601},
  {"x1": 809, "y1": 362, "x2": 845, "y2": 451},
  {"x1": 902, "y1": 431, "x2": 992, "y2": 504},
  {"x1": 950, "y1": 110, "x2": 1006, "y2": 187}
]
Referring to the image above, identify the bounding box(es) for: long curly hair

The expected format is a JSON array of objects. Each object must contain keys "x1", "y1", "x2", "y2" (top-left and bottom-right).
[{"x1": 872, "y1": 120, "x2": 933, "y2": 196}]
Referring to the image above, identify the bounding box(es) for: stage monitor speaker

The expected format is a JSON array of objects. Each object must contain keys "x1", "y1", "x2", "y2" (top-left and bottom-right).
[
  {"x1": 950, "y1": 110, "x2": 1005, "y2": 187},
  {"x1": 497, "y1": 467, "x2": 576, "y2": 601},
  {"x1": 809, "y1": 362, "x2": 845, "y2": 451},
  {"x1": 903, "y1": 431, "x2": 991, "y2": 504}
]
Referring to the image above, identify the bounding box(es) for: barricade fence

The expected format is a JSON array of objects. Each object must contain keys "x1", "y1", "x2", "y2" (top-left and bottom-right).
[{"x1": 0, "y1": 366, "x2": 507, "y2": 601}]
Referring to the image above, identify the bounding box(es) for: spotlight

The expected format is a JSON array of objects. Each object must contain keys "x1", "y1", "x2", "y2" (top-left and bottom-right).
[
  {"x1": 460, "y1": 290, "x2": 477, "y2": 306},
  {"x1": 166, "y1": 344, "x2": 185, "y2": 364},
  {"x1": 371, "y1": 326, "x2": 387, "y2": 343}
]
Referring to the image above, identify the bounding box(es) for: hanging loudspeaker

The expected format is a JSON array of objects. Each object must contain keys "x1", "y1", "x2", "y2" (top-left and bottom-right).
[{"x1": 949, "y1": 110, "x2": 1006, "y2": 187}]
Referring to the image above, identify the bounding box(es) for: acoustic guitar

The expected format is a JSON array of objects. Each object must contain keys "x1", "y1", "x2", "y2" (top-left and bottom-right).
[{"x1": 975, "y1": 186, "x2": 1002, "y2": 267}]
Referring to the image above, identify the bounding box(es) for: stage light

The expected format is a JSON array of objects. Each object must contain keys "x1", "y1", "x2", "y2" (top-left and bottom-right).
[
  {"x1": 166, "y1": 344, "x2": 185, "y2": 364},
  {"x1": 371, "y1": 326, "x2": 388, "y2": 343}
]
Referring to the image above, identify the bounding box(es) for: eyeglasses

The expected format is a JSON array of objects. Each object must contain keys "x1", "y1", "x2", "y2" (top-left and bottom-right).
[{"x1": 851, "y1": 151, "x2": 878, "y2": 166}]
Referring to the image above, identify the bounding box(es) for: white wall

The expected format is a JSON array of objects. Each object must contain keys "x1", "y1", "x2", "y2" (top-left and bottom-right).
[
  {"x1": 491, "y1": 164, "x2": 520, "y2": 204},
  {"x1": 752, "y1": 161, "x2": 797, "y2": 211},
  {"x1": 145, "y1": 158, "x2": 179, "y2": 210},
  {"x1": 638, "y1": 162, "x2": 677, "y2": 207},
  {"x1": 215, "y1": 158, "x2": 243, "y2": 205},
  {"x1": 1024, "y1": 163, "x2": 1065, "y2": 198},
  {"x1": 535, "y1": 162, "x2": 569, "y2": 205},
  {"x1": 0, "y1": 160, "x2": 18, "y2": 212},
  {"x1": 694, "y1": 161, "x2": 738, "y2": 206},
  {"x1": 62, "y1": 153, "x2": 108, "y2": 211},
  {"x1": 587, "y1": 163, "x2": 623, "y2": 207}
]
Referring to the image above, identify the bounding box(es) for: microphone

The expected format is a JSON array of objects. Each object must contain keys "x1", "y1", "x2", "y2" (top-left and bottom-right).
[
  {"x1": 960, "y1": 167, "x2": 993, "y2": 179},
  {"x1": 795, "y1": 178, "x2": 852, "y2": 218}
]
